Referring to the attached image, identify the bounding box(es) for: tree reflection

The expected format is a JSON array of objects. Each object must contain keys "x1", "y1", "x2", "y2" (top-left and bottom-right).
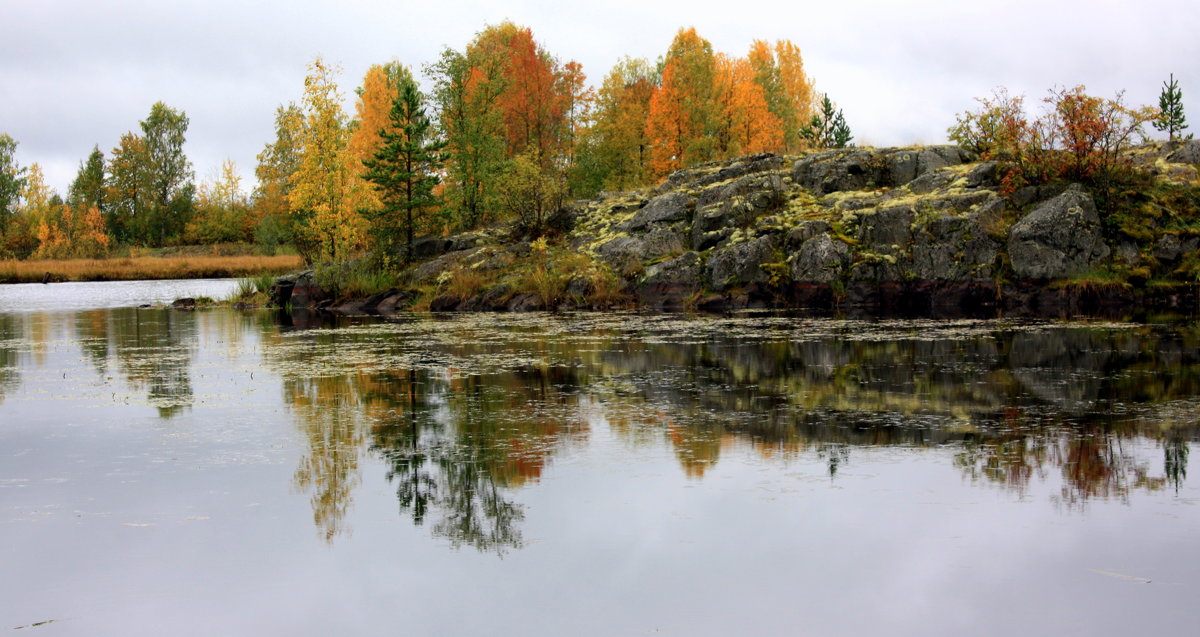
[
  {"x1": 109, "y1": 308, "x2": 196, "y2": 418},
  {"x1": 259, "y1": 313, "x2": 1200, "y2": 548},
  {"x1": 0, "y1": 314, "x2": 19, "y2": 404},
  {"x1": 265, "y1": 318, "x2": 589, "y2": 550},
  {"x1": 371, "y1": 369, "x2": 588, "y2": 553},
  {"x1": 1165, "y1": 437, "x2": 1189, "y2": 493}
]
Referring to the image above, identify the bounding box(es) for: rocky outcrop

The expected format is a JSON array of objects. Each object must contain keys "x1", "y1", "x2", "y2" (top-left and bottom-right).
[{"x1": 277, "y1": 142, "x2": 1200, "y2": 316}]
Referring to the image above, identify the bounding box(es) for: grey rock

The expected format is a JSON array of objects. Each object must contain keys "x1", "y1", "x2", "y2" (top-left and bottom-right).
[
  {"x1": 698, "y1": 171, "x2": 786, "y2": 210},
  {"x1": 595, "y1": 228, "x2": 685, "y2": 267},
  {"x1": 910, "y1": 214, "x2": 1001, "y2": 281},
  {"x1": 790, "y1": 234, "x2": 850, "y2": 283},
  {"x1": 707, "y1": 236, "x2": 777, "y2": 290},
  {"x1": 785, "y1": 220, "x2": 833, "y2": 250},
  {"x1": 883, "y1": 150, "x2": 918, "y2": 186},
  {"x1": 965, "y1": 161, "x2": 999, "y2": 188},
  {"x1": 411, "y1": 236, "x2": 452, "y2": 259},
  {"x1": 692, "y1": 154, "x2": 785, "y2": 189},
  {"x1": 1009, "y1": 187, "x2": 1110, "y2": 279},
  {"x1": 694, "y1": 228, "x2": 733, "y2": 251},
  {"x1": 642, "y1": 251, "x2": 703, "y2": 287},
  {"x1": 858, "y1": 205, "x2": 913, "y2": 249},
  {"x1": 621, "y1": 192, "x2": 696, "y2": 231},
  {"x1": 1115, "y1": 241, "x2": 1141, "y2": 265},
  {"x1": 1166, "y1": 139, "x2": 1200, "y2": 165},
  {"x1": 907, "y1": 169, "x2": 956, "y2": 195},
  {"x1": 793, "y1": 150, "x2": 873, "y2": 194},
  {"x1": 1154, "y1": 234, "x2": 1184, "y2": 261}
]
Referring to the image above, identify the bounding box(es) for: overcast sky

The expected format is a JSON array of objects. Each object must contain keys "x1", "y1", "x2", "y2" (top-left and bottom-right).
[{"x1": 3, "y1": 0, "x2": 1197, "y2": 195}]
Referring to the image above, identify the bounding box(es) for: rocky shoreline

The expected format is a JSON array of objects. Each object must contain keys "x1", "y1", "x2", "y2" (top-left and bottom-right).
[{"x1": 268, "y1": 141, "x2": 1200, "y2": 317}]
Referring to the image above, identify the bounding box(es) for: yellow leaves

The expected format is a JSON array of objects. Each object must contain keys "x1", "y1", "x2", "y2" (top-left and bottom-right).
[
  {"x1": 288, "y1": 57, "x2": 370, "y2": 263},
  {"x1": 32, "y1": 204, "x2": 109, "y2": 260}
]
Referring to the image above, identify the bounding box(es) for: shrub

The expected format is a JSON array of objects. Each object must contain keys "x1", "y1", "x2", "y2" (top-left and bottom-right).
[{"x1": 949, "y1": 85, "x2": 1158, "y2": 194}]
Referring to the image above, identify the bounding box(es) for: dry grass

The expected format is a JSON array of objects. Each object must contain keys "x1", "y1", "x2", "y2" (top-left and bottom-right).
[{"x1": 0, "y1": 254, "x2": 304, "y2": 283}]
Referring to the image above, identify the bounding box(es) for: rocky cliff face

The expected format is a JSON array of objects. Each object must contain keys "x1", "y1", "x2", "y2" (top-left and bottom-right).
[{"x1": 277, "y1": 140, "x2": 1200, "y2": 315}]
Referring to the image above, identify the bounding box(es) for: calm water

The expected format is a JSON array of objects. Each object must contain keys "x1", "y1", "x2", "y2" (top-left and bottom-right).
[{"x1": 1, "y1": 281, "x2": 1198, "y2": 635}]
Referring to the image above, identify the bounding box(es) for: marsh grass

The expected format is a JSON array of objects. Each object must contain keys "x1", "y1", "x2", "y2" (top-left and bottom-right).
[{"x1": 0, "y1": 254, "x2": 303, "y2": 283}]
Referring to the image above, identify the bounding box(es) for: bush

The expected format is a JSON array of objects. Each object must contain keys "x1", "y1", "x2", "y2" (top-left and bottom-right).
[
  {"x1": 949, "y1": 85, "x2": 1158, "y2": 194},
  {"x1": 498, "y1": 151, "x2": 566, "y2": 238}
]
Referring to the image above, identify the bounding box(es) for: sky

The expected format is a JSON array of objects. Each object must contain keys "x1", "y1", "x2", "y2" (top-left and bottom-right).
[{"x1": 3, "y1": 0, "x2": 1197, "y2": 195}]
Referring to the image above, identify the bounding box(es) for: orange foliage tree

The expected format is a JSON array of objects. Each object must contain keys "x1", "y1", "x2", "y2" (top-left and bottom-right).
[
  {"x1": 753, "y1": 40, "x2": 816, "y2": 152},
  {"x1": 646, "y1": 28, "x2": 718, "y2": 177},
  {"x1": 573, "y1": 57, "x2": 657, "y2": 193},
  {"x1": 713, "y1": 53, "x2": 783, "y2": 157},
  {"x1": 347, "y1": 63, "x2": 414, "y2": 214}
]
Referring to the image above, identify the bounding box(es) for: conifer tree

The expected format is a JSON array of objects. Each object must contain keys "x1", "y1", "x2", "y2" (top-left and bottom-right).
[
  {"x1": 363, "y1": 76, "x2": 446, "y2": 264},
  {"x1": 1154, "y1": 73, "x2": 1191, "y2": 141},
  {"x1": 800, "y1": 94, "x2": 853, "y2": 149}
]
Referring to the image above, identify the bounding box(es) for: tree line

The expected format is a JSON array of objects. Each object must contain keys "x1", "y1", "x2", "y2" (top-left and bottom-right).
[
  {"x1": 2, "y1": 21, "x2": 1189, "y2": 268},
  {"x1": 0, "y1": 24, "x2": 847, "y2": 264}
]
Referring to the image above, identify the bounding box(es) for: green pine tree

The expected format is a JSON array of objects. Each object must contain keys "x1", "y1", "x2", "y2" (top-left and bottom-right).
[
  {"x1": 1154, "y1": 73, "x2": 1191, "y2": 141},
  {"x1": 800, "y1": 94, "x2": 853, "y2": 149},
  {"x1": 363, "y1": 76, "x2": 447, "y2": 264}
]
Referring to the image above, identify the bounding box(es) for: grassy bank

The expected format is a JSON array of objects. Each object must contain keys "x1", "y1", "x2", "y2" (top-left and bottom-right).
[{"x1": 0, "y1": 254, "x2": 303, "y2": 283}]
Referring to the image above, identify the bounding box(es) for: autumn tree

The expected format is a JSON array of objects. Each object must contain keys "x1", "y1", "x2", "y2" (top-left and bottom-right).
[
  {"x1": 363, "y1": 75, "x2": 446, "y2": 263},
  {"x1": 748, "y1": 39, "x2": 815, "y2": 152},
  {"x1": 186, "y1": 159, "x2": 251, "y2": 244},
  {"x1": 497, "y1": 26, "x2": 570, "y2": 163},
  {"x1": 1034, "y1": 85, "x2": 1156, "y2": 187},
  {"x1": 572, "y1": 57, "x2": 657, "y2": 194},
  {"x1": 347, "y1": 62, "x2": 415, "y2": 215},
  {"x1": 288, "y1": 58, "x2": 370, "y2": 263},
  {"x1": 498, "y1": 150, "x2": 565, "y2": 237},
  {"x1": 559, "y1": 60, "x2": 593, "y2": 172},
  {"x1": 104, "y1": 132, "x2": 149, "y2": 244},
  {"x1": 713, "y1": 53, "x2": 783, "y2": 157},
  {"x1": 950, "y1": 85, "x2": 1157, "y2": 193},
  {"x1": 2, "y1": 161, "x2": 43, "y2": 259},
  {"x1": 646, "y1": 28, "x2": 719, "y2": 177},
  {"x1": 1154, "y1": 73, "x2": 1190, "y2": 141},
  {"x1": 253, "y1": 103, "x2": 304, "y2": 254},
  {"x1": 427, "y1": 36, "x2": 509, "y2": 229}
]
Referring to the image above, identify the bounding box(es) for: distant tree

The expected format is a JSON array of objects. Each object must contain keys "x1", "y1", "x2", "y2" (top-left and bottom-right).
[
  {"x1": 252, "y1": 103, "x2": 304, "y2": 252},
  {"x1": 1154, "y1": 73, "x2": 1191, "y2": 141},
  {"x1": 363, "y1": 76, "x2": 446, "y2": 263},
  {"x1": 186, "y1": 159, "x2": 251, "y2": 244},
  {"x1": 68, "y1": 146, "x2": 106, "y2": 213},
  {"x1": 0, "y1": 134, "x2": 27, "y2": 239},
  {"x1": 747, "y1": 39, "x2": 815, "y2": 152},
  {"x1": 713, "y1": 53, "x2": 783, "y2": 157},
  {"x1": 800, "y1": 94, "x2": 853, "y2": 149},
  {"x1": 498, "y1": 149, "x2": 565, "y2": 237},
  {"x1": 104, "y1": 132, "x2": 149, "y2": 243},
  {"x1": 140, "y1": 102, "x2": 195, "y2": 245}
]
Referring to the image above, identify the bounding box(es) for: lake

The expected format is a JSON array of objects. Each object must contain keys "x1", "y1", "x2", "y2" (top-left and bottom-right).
[{"x1": 1, "y1": 280, "x2": 1198, "y2": 635}]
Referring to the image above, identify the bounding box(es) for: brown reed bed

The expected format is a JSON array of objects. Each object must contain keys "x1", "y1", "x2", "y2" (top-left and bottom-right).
[{"x1": 0, "y1": 254, "x2": 304, "y2": 283}]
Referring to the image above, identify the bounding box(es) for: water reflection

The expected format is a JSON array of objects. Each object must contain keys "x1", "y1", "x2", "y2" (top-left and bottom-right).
[
  {"x1": 1, "y1": 305, "x2": 1196, "y2": 551},
  {"x1": 0, "y1": 314, "x2": 18, "y2": 404},
  {"x1": 251, "y1": 315, "x2": 1199, "y2": 547}
]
